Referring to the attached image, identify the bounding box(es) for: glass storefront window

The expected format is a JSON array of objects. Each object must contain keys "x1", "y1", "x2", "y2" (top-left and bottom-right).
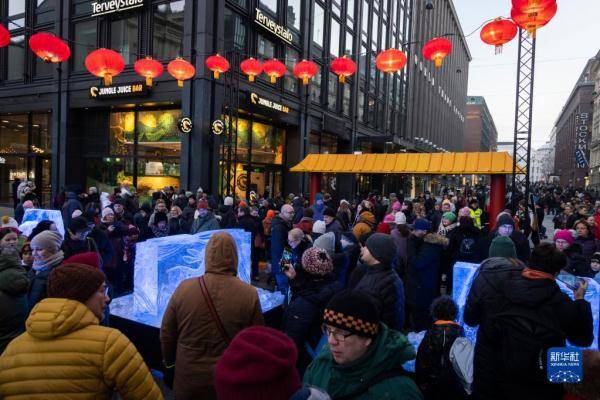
[
  {"x1": 110, "y1": 112, "x2": 135, "y2": 156},
  {"x1": 313, "y1": 3, "x2": 324, "y2": 47},
  {"x1": 73, "y1": 20, "x2": 96, "y2": 71},
  {"x1": 31, "y1": 114, "x2": 52, "y2": 154},
  {"x1": 35, "y1": 0, "x2": 55, "y2": 25},
  {"x1": 260, "y1": 0, "x2": 278, "y2": 15},
  {"x1": 309, "y1": 133, "x2": 320, "y2": 154},
  {"x1": 111, "y1": 16, "x2": 138, "y2": 65},
  {"x1": 7, "y1": 35, "x2": 25, "y2": 81},
  {"x1": 137, "y1": 110, "x2": 182, "y2": 158},
  {"x1": 251, "y1": 122, "x2": 285, "y2": 164},
  {"x1": 330, "y1": 19, "x2": 340, "y2": 56},
  {"x1": 137, "y1": 158, "x2": 180, "y2": 193},
  {"x1": 0, "y1": 115, "x2": 28, "y2": 153},
  {"x1": 225, "y1": 9, "x2": 246, "y2": 52},
  {"x1": 153, "y1": 1, "x2": 184, "y2": 60},
  {"x1": 222, "y1": 116, "x2": 249, "y2": 163},
  {"x1": 287, "y1": 0, "x2": 301, "y2": 31},
  {"x1": 328, "y1": 72, "x2": 338, "y2": 111},
  {"x1": 86, "y1": 157, "x2": 134, "y2": 192},
  {"x1": 0, "y1": 157, "x2": 27, "y2": 205},
  {"x1": 284, "y1": 47, "x2": 299, "y2": 93}
]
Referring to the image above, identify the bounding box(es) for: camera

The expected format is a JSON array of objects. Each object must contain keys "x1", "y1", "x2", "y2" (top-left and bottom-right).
[{"x1": 425, "y1": 0, "x2": 434, "y2": 10}]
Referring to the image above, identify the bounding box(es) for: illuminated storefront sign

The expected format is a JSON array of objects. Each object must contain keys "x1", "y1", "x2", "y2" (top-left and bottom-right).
[
  {"x1": 250, "y1": 92, "x2": 289, "y2": 114},
  {"x1": 92, "y1": 0, "x2": 145, "y2": 17},
  {"x1": 255, "y1": 8, "x2": 293, "y2": 44},
  {"x1": 89, "y1": 82, "x2": 149, "y2": 99}
]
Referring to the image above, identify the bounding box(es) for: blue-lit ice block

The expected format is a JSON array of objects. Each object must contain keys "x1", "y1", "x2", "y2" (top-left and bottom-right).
[
  {"x1": 19, "y1": 208, "x2": 65, "y2": 237},
  {"x1": 452, "y1": 261, "x2": 600, "y2": 349},
  {"x1": 110, "y1": 229, "x2": 284, "y2": 327}
]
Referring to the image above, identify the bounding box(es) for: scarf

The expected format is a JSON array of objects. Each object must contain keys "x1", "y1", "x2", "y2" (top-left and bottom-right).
[
  {"x1": 522, "y1": 267, "x2": 555, "y2": 281},
  {"x1": 32, "y1": 250, "x2": 64, "y2": 273},
  {"x1": 437, "y1": 222, "x2": 456, "y2": 237}
]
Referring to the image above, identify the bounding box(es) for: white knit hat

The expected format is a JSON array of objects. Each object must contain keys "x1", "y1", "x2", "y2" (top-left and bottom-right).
[
  {"x1": 395, "y1": 211, "x2": 407, "y2": 225},
  {"x1": 102, "y1": 207, "x2": 115, "y2": 219},
  {"x1": 224, "y1": 196, "x2": 234, "y2": 206},
  {"x1": 312, "y1": 220, "x2": 327, "y2": 235}
]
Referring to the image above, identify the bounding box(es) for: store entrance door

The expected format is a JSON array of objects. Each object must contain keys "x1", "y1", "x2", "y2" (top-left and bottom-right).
[
  {"x1": 244, "y1": 166, "x2": 282, "y2": 200},
  {"x1": 32, "y1": 156, "x2": 52, "y2": 207}
]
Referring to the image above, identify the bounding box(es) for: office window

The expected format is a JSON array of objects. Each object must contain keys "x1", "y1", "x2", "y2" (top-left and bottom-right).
[
  {"x1": 359, "y1": 91, "x2": 365, "y2": 122},
  {"x1": 8, "y1": 0, "x2": 25, "y2": 27},
  {"x1": 328, "y1": 72, "x2": 338, "y2": 111},
  {"x1": 332, "y1": 0, "x2": 341, "y2": 17},
  {"x1": 224, "y1": 8, "x2": 246, "y2": 51},
  {"x1": 153, "y1": 1, "x2": 184, "y2": 60},
  {"x1": 361, "y1": 2, "x2": 369, "y2": 35},
  {"x1": 7, "y1": 35, "x2": 25, "y2": 81},
  {"x1": 287, "y1": 0, "x2": 301, "y2": 30},
  {"x1": 311, "y1": 69, "x2": 322, "y2": 103},
  {"x1": 111, "y1": 16, "x2": 138, "y2": 65},
  {"x1": 257, "y1": 34, "x2": 275, "y2": 60},
  {"x1": 260, "y1": 0, "x2": 277, "y2": 15},
  {"x1": 73, "y1": 20, "x2": 96, "y2": 71},
  {"x1": 284, "y1": 47, "x2": 299, "y2": 93},
  {"x1": 35, "y1": 29, "x2": 55, "y2": 77},
  {"x1": 35, "y1": 0, "x2": 55, "y2": 25},
  {"x1": 313, "y1": 3, "x2": 325, "y2": 47},
  {"x1": 345, "y1": 31, "x2": 353, "y2": 55},
  {"x1": 347, "y1": 0, "x2": 355, "y2": 20},
  {"x1": 330, "y1": 19, "x2": 340, "y2": 56},
  {"x1": 372, "y1": 13, "x2": 378, "y2": 45},
  {"x1": 343, "y1": 84, "x2": 351, "y2": 115}
]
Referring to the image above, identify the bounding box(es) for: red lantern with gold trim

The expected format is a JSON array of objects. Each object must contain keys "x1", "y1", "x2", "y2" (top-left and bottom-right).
[
  {"x1": 0, "y1": 24, "x2": 11, "y2": 48},
  {"x1": 375, "y1": 49, "x2": 407, "y2": 73},
  {"x1": 422, "y1": 37, "x2": 452, "y2": 68},
  {"x1": 85, "y1": 48, "x2": 125, "y2": 85},
  {"x1": 263, "y1": 59, "x2": 286, "y2": 83},
  {"x1": 134, "y1": 57, "x2": 163, "y2": 86},
  {"x1": 511, "y1": 2, "x2": 557, "y2": 37},
  {"x1": 512, "y1": 0, "x2": 555, "y2": 14},
  {"x1": 293, "y1": 59, "x2": 318, "y2": 85},
  {"x1": 331, "y1": 56, "x2": 356, "y2": 83},
  {"x1": 167, "y1": 58, "x2": 195, "y2": 87},
  {"x1": 240, "y1": 57, "x2": 262, "y2": 82},
  {"x1": 29, "y1": 32, "x2": 71, "y2": 63},
  {"x1": 480, "y1": 18, "x2": 518, "y2": 54},
  {"x1": 205, "y1": 54, "x2": 230, "y2": 79}
]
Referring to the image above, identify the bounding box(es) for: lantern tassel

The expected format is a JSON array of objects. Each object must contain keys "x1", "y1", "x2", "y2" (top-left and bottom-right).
[
  {"x1": 495, "y1": 45, "x2": 503, "y2": 55},
  {"x1": 270, "y1": 75, "x2": 276, "y2": 84},
  {"x1": 302, "y1": 77, "x2": 309, "y2": 85},
  {"x1": 249, "y1": 75, "x2": 255, "y2": 82},
  {"x1": 177, "y1": 80, "x2": 183, "y2": 88},
  {"x1": 214, "y1": 71, "x2": 220, "y2": 79},
  {"x1": 339, "y1": 75, "x2": 345, "y2": 84},
  {"x1": 146, "y1": 76, "x2": 153, "y2": 86},
  {"x1": 104, "y1": 74, "x2": 112, "y2": 86},
  {"x1": 434, "y1": 58, "x2": 442, "y2": 68}
]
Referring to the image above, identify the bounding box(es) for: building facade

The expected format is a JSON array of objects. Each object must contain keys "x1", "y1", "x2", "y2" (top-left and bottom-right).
[
  {"x1": 464, "y1": 95, "x2": 497, "y2": 152},
  {"x1": 588, "y1": 52, "x2": 600, "y2": 190},
  {"x1": 554, "y1": 57, "x2": 595, "y2": 188},
  {"x1": 406, "y1": 0, "x2": 470, "y2": 153}
]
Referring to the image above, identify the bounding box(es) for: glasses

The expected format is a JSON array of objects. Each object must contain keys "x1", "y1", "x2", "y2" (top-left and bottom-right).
[{"x1": 322, "y1": 324, "x2": 353, "y2": 342}]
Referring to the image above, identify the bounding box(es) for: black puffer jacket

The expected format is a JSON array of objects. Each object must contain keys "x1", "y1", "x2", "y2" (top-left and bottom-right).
[
  {"x1": 0, "y1": 253, "x2": 28, "y2": 354},
  {"x1": 217, "y1": 205, "x2": 237, "y2": 229},
  {"x1": 348, "y1": 263, "x2": 406, "y2": 331},
  {"x1": 563, "y1": 243, "x2": 593, "y2": 277},
  {"x1": 479, "y1": 229, "x2": 530, "y2": 264}
]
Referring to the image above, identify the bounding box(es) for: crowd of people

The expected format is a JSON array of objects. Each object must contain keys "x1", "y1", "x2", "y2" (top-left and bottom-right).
[{"x1": 0, "y1": 181, "x2": 598, "y2": 399}]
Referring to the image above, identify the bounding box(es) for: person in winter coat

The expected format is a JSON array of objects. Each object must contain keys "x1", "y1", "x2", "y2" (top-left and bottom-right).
[
  {"x1": 271, "y1": 204, "x2": 295, "y2": 293},
  {"x1": 27, "y1": 230, "x2": 64, "y2": 313},
  {"x1": 555, "y1": 229, "x2": 593, "y2": 277},
  {"x1": 573, "y1": 219, "x2": 598, "y2": 260},
  {"x1": 0, "y1": 248, "x2": 28, "y2": 354},
  {"x1": 236, "y1": 206, "x2": 261, "y2": 280},
  {"x1": 312, "y1": 193, "x2": 326, "y2": 221},
  {"x1": 443, "y1": 216, "x2": 482, "y2": 294},
  {"x1": 168, "y1": 205, "x2": 187, "y2": 235},
  {"x1": 391, "y1": 212, "x2": 410, "y2": 272},
  {"x1": 283, "y1": 247, "x2": 343, "y2": 371},
  {"x1": 292, "y1": 196, "x2": 305, "y2": 225},
  {"x1": 323, "y1": 207, "x2": 343, "y2": 233},
  {"x1": 287, "y1": 228, "x2": 313, "y2": 269},
  {"x1": 133, "y1": 202, "x2": 153, "y2": 241},
  {"x1": 217, "y1": 196, "x2": 237, "y2": 229},
  {"x1": 473, "y1": 244, "x2": 593, "y2": 399},
  {"x1": 0, "y1": 263, "x2": 162, "y2": 399},
  {"x1": 62, "y1": 217, "x2": 101, "y2": 260},
  {"x1": 160, "y1": 232, "x2": 264, "y2": 400},
  {"x1": 416, "y1": 296, "x2": 468, "y2": 400},
  {"x1": 352, "y1": 210, "x2": 376, "y2": 242},
  {"x1": 304, "y1": 290, "x2": 423, "y2": 400},
  {"x1": 190, "y1": 200, "x2": 220, "y2": 233},
  {"x1": 295, "y1": 207, "x2": 315, "y2": 235},
  {"x1": 479, "y1": 213, "x2": 530, "y2": 264},
  {"x1": 61, "y1": 190, "x2": 83, "y2": 229},
  {"x1": 182, "y1": 196, "x2": 197, "y2": 232},
  {"x1": 151, "y1": 211, "x2": 170, "y2": 238},
  {"x1": 436, "y1": 212, "x2": 457, "y2": 237},
  {"x1": 337, "y1": 200, "x2": 352, "y2": 231},
  {"x1": 349, "y1": 233, "x2": 405, "y2": 331},
  {"x1": 406, "y1": 218, "x2": 449, "y2": 331}
]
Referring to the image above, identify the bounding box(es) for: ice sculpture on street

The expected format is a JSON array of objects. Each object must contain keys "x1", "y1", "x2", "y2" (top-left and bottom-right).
[
  {"x1": 110, "y1": 229, "x2": 284, "y2": 327},
  {"x1": 18, "y1": 209, "x2": 65, "y2": 237}
]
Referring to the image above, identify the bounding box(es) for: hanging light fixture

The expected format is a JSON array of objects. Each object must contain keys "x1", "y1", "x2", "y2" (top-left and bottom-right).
[
  {"x1": 167, "y1": 58, "x2": 196, "y2": 87},
  {"x1": 375, "y1": 49, "x2": 407, "y2": 73},
  {"x1": 205, "y1": 53, "x2": 230, "y2": 79},
  {"x1": 511, "y1": 1, "x2": 557, "y2": 37},
  {"x1": 422, "y1": 37, "x2": 453, "y2": 68},
  {"x1": 480, "y1": 18, "x2": 518, "y2": 54},
  {"x1": 262, "y1": 59, "x2": 286, "y2": 83},
  {"x1": 85, "y1": 48, "x2": 125, "y2": 85},
  {"x1": 0, "y1": 24, "x2": 11, "y2": 48},
  {"x1": 134, "y1": 57, "x2": 164, "y2": 86},
  {"x1": 331, "y1": 56, "x2": 357, "y2": 83},
  {"x1": 293, "y1": 59, "x2": 318, "y2": 85},
  {"x1": 511, "y1": 0, "x2": 555, "y2": 14},
  {"x1": 240, "y1": 57, "x2": 262, "y2": 82},
  {"x1": 28, "y1": 32, "x2": 71, "y2": 63}
]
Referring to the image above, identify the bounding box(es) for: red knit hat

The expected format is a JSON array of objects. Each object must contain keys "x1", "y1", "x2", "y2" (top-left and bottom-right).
[
  {"x1": 62, "y1": 252, "x2": 101, "y2": 269},
  {"x1": 214, "y1": 326, "x2": 301, "y2": 400},
  {"x1": 48, "y1": 263, "x2": 106, "y2": 304}
]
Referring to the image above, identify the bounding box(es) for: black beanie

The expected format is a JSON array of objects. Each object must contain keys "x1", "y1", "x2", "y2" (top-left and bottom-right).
[
  {"x1": 365, "y1": 233, "x2": 397, "y2": 265},
  {"x1": 70, "y1": 216, "x2": 89, "y2": 233},
  {"x1": 323, "y1": 207, "x2": 336, "y2": 218},
  {"x1": 496, "y1": 213, "x2": 515, "y2": 228},
  {"x1": 323, "y1": 289, "x2": 380, "y2": 338}
]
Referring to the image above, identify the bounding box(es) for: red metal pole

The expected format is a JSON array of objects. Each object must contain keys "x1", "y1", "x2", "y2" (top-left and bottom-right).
[
  {"x1": 310, "y1": 173, "x2": 322, "y2": 204},
  {"x1": 489, "y1": 174, "x2": 506, "y2": 230}
]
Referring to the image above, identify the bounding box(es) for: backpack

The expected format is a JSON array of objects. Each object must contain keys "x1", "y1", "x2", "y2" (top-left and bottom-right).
[{"x1": 449, "y1": 337, "x2": 474, "y2": 394}]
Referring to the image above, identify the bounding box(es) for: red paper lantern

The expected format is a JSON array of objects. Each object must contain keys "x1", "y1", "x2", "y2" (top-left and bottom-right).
[
  {"x1": 511, "y1": 2, "x2": 557, "y2": 37},
  {"x1": 205, "y1": 54, "x2": 230, "y2": 79},
  {"x1": 422, "y1": 37, "x2": 453, "y2": 68},
  {"x1": 29, "y1": 32, "x2": 71, "y2": 63},
  {"x1": 0, "y1": 24, "x2": 10, "y2": 48},
  {"x1": 240, "y1": 57, "x2": 262, "y2": 82},
  {"x1": 293, "y1": 60, "x2": 318, "y2": 85},
  {"x1": 134, "y1": 57, "x2": 163, "y2": 86},
  {"x1": 262, "y1": 59, "x2": 286, "y2": 83},
  {"x1": 167, "y1": 58, "x2": 196, "y2": 87},
  {"x1": 331, "y1": 56, "x2": 356, "y2": 83},
  {"x1": 512, "y1": 0, "x2": 555, "y2": 14},
  {"x1": 375, "y1": 49, "x2": 407, "y2": 73},
  {"x1": 480, "y1": 18, "x2": 518, "y2": 54},
  {"x1": 85, "y1": 48, "x2": 125, "y2": 85}
]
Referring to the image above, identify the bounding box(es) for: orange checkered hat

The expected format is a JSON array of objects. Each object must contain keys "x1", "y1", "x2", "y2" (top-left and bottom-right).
[{"x1": 323, "y1": 289, "x2": 380, "y2": 338}]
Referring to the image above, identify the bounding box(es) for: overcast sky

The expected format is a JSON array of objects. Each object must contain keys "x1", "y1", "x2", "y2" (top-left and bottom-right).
[{"x1": 453, "y1": 0, "x2": 599, "y2": 150}]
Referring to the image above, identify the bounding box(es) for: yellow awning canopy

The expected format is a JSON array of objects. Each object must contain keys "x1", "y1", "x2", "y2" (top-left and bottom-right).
[{"x1": 290, "y1": 152, "x2": 520, "y2": 175}]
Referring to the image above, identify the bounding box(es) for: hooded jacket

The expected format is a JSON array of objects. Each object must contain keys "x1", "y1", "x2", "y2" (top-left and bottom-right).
[
  {"x1": 352, "y1": 211, "x2": 376, "y2": 241},
  {"x1": 160, "y1": 232, "x2": 264, "y2": 400},
  {"x1": 0, "y1": 298, "x2": 162, "y2": 399},
  {"x1": 270, "y1": 215, "x2": 293, "y2": 269},
  {"x1": 0, "y1": 254, "x2": 28, "y2": 354},
  {"x1": 61, "y1": 192, "x2": 83, "y2": 229},
  {"x1": 303, "y1": 324, "x2": 423, "y2": 400}
]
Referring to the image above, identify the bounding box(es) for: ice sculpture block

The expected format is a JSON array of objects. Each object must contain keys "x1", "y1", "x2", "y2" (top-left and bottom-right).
[
  {"x1": 110, "y1": 229, "x2": 284, "y2": 328},
  {"x1": 19, "y1": 208, "x2": 65, "y2": 238},
  {"x1": 452, "y1": 261, "x2": 600, "y2": 349}
]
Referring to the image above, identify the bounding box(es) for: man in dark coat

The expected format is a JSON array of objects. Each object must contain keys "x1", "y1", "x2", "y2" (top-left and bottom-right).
[
  {"x1": 270, "y1": 204, "x2": 294, "y2": 293},
  {"x1": 323, "y1": 207, "x2": 343, "y2": 234},
  {"x1": 217, "y1": 197, "x2": 237, "y2": 229},
  {"x1": 61, "y1": 191, "x2": 83, "y2": 229},
  {"x1": 479, "y1": 213, "x2": 530, "y2": 264},
  {"x1": 236, "y1": 206, "x2": 261, "y2": 280},
  {"x1": 133, "y1": 202, "x2": 153, "y2": 241},
  {"x1": 349, "y1": 233, "x2": 405, "y2": 331}
]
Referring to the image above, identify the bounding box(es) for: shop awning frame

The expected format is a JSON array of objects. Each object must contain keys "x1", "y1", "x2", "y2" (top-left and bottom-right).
[{"x1": 290, "y1": 152, "x2": 521, "y2": 175}]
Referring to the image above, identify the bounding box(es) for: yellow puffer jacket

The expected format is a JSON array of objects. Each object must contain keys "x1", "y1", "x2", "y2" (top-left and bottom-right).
[{"x1": 0, "y1": 298, "x2": 163, "y2": 400}]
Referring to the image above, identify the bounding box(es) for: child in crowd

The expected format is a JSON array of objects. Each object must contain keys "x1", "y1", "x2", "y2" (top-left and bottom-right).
[{"x1": 591, "y1": 252, "x2": 600, "y2": 285}]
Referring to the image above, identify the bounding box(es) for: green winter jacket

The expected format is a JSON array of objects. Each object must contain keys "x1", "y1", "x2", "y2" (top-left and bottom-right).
[
  {"x1": 303, "y1": 324, "x2": 423, "y2": 400},
  {"x1": 190, "y1": 212, "x2": 221, "y2": 234}
]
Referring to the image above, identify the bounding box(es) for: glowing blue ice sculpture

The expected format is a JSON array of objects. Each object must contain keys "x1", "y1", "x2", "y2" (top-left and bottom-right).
[
  {"x1": 19, "y1": 208, "x2": 65, "y2": 237},
  {"x1": 452, "y1": 261, "x2": 600, "y2": 349},
  {"x1": 110, "y1": 229, "x2": 284, "y2": 327}
]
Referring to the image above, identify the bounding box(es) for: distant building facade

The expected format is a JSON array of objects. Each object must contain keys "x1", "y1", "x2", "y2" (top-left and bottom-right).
[
  {"x1": 464, "y1": 96, "x2": 498, "y2": 152},
  {"x1": 589, "y1": 52, "x2": 600, "y2": 190},
  {"x1": 497, "y1": 141, "x2": 514, "y2": 158}
]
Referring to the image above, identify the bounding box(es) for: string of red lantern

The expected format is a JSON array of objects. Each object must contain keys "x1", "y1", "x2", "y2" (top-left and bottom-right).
[
  {"x1": 85, "y1": 48, "x2": 124, "y2": 85},
  {"x1": 511, "y1": 1, "x2": 557, "y2": 37},
  {"x1": 205, "y1": 54, "x2": 230, "y2": 79},
  {"x1": 29, "y1": 32, "x2": 71, "y2": 63},
  {"x1": 293, "y1": 59, "x2": 318, "y2": 85},
  {"x1": 480, "y1": 18, "x2": 518, "y2": 54},
  {"x1": 263, "y1": 59, "x2": 286, "y2": 83},
  {"x1": 331, "y1": 56, "x2": 356, "y2": 83},
  {"x1": 422, "y1": 37, "x2": 453, "y2": 68},
  {"x1": 240, "y1": 58, "x2": 262, "y2": 82},
  {"x1": 167, "y1": 58, "x2": 195, "y2": 87},
  {"x1": 0, "y1": 24, "x2": 11, "y2": 48},
  {"x1": 134, "y1": 57, "x2": 163, "y2": 86},
  {"x1": 375, "y1": 49, "x2": 407, "y2": 73}
]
